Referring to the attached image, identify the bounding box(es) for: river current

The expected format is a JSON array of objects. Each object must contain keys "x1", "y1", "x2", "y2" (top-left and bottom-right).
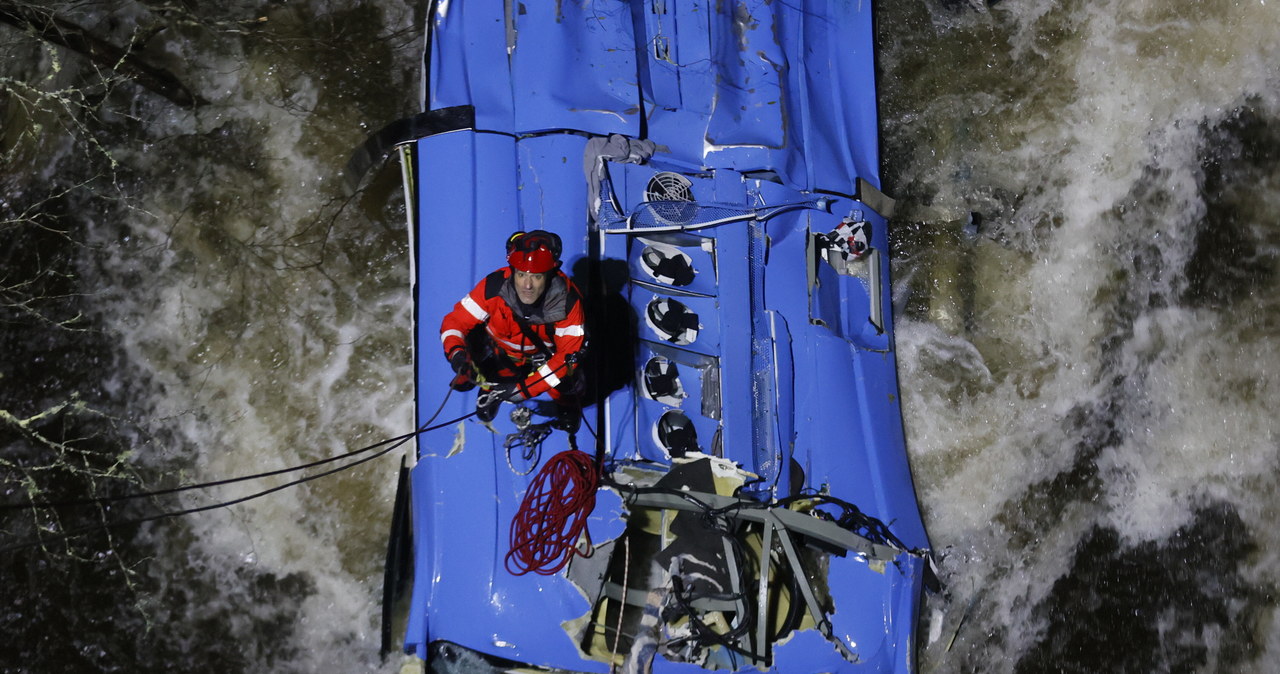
[{"x1": 2, "y1": 1, "x2": 1277, "y2": 672}]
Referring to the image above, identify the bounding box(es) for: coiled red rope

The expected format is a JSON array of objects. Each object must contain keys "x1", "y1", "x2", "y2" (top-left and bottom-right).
[{"x1": 505, "y1": 449, "x2": 599, "y2": 576}]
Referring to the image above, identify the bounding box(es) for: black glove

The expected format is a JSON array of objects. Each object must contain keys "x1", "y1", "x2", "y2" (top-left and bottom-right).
[{"x1": 447, "y1": 348, "x2": 475, "y2": 391}]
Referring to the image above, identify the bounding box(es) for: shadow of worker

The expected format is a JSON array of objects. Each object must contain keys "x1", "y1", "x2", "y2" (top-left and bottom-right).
[{"x1": 570, "y1": 256, "x2": 638, "y2": 415}]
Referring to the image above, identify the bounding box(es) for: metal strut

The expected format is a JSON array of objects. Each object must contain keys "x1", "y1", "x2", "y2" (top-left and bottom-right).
[{"x1": 617, "y1": 488, "x2": 918, "y2": 663}]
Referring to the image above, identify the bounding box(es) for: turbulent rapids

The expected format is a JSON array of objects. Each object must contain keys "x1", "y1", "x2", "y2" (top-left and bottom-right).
[{"x1": 2, "y1": 1, "x2": 1279, "y2": 673}]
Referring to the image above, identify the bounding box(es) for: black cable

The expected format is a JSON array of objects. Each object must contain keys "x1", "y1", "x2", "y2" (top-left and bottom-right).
[
  {"x1": 2, "y1": 385, "x2": 459, "y2": 512},
  {"x1": 0, "y1": 390, "x2": 469, "y2": 555},
  {"x1": 0, "y1": 348, "x2": 579, "y2": 551},
  {"x1": 776, "y1": 491, "x2": 912, "y2": 552},
  {"x1": 2, "y1": 430, "x2": 418, "y2": 512}
]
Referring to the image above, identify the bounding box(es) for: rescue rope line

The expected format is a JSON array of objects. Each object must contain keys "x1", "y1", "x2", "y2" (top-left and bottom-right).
[
  {"x1": 504, "y1": 448, "x2": 598, "y2": 576},
  {"x1": 610, "y1": 533, "x2": 630, "y2": 673},
  {"x1": 0, "y1": 390, "x2": 468, "y2": 555},
  {"x1": 4, "y1": 431, "x2": 412, "y2": 512},
  {"x1": 2, "y1": 388, "x2": 460, "y2": 512}
]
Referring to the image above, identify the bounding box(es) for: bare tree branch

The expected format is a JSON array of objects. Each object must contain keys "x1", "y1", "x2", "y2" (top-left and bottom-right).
[{"x1": 0, "y1": 0, "x2": 207, "y2": 108}]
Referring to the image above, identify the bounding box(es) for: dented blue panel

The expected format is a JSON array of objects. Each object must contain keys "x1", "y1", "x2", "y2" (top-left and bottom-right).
[
  {"x1": 779, "y1": 0, "x2": 884, "y2": 191},
  {"x1": 401, "y1": 0, "x2": 929, "y2": 671},
  {"x1": 510, "y1": 1, "x2": 643, "y2": 135},
  {"x1": 513, "y1": 135, "x2": 592, "y2": 256},
  {"x1": 426, "y1": 1, "x2": 514, "y2": 131},
  {"x1": 407, "y1": 129, "x2": 601, "y2": 665},
  {"x1": 425, "y1": 0, "x2": 880, "y2": 192}
]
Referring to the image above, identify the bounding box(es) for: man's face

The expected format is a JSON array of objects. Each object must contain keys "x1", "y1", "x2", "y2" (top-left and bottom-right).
[{"x1": 514, "y1": 269, "x2": 548, "y2": 304}]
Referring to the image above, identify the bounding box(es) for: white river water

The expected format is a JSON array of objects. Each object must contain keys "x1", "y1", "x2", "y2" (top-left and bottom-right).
[{"x1": 2, "y1": 1, "x2": 1278, "y2": 672}]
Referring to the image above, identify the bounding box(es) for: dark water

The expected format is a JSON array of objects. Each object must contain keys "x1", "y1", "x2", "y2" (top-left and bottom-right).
[
  {"x1": 3, "y1": 2, "x2": 417, "y2": 671},
  {"x1": 2, "y1": 1, "x2": 1278, "y2": 672},
  {"x1": 880, "y1": 1, "x2": 1280, "y2": 672}
]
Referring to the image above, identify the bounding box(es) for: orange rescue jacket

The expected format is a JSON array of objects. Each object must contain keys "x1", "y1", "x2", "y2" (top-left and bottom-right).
[{"x1": 440, "y1": 268, "x2": 585, "y2": 398}]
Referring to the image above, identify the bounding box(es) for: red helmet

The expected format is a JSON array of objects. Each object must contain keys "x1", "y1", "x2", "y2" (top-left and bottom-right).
[{"x1": 506, "y1": 230, "x2": 562, "y2": 274}]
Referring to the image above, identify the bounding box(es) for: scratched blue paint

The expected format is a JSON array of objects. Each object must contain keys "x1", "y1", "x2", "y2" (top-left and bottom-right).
[{"x1": 402, "y1": 0, "x2": 929, "y2": 671}]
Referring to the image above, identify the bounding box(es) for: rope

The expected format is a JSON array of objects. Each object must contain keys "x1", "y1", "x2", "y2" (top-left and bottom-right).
[
  {"x1": 610, "y1": 533, "x2": 630, "y2": 672},
  {"x1": 0, "y1": 390, "x2": 467, "y2": 554},
  {"x1": 2, "y1": 386, "x2": 459, "y2": 512},
  {"x1": 504, "y1": 448, "x2": 599, "y2": 576},
  {"x1": 504, "y1": 422, "x2": 552, "y2": 476},
  {"x1": 2, "y1": 430, "x2": 416, "y2": 512}
]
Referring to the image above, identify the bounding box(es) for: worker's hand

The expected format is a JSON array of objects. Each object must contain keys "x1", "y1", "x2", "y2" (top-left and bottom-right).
[
  {"x1": 447, "y1": 349, "x2": 476, "y2": 391},
  {"x1": 448, "y1": 348, "x2": 471, "y2": 374}
]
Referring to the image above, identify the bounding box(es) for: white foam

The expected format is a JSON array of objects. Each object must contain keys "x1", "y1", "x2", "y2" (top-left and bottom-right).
[
  {"x1": 78, "y1": 2, "x2": 418, "y2": 671},
  {"x1": 896, "y1": 0, "x2": 1280, "y2": 669}
]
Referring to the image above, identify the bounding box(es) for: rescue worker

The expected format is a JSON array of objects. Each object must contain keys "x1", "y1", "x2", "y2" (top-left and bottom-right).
[{"x1": 440, "y1": 230, "x2": 586, "y2": 427}]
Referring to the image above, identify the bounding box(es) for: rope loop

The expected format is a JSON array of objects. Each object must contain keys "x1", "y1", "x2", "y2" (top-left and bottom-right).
[{"x1": 505, "y1": 449, "x2": 599, "y2": 576}]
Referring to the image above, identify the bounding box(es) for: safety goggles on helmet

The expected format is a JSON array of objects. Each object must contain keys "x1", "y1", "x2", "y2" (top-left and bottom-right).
[{"x1": 506, "y1": 229, "x2": 563, "y2": 274}]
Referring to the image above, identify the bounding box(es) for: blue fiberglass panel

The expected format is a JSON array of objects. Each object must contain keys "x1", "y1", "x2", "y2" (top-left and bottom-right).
[
  {"x1": 408, "y1": 129, "x2": 515, "y2": 656},
  {"x1": 639, "y1": 0, "x2": 778, "y2": 175},
  {"x1": 811, "y1": 553, "x2": 925, "y2": 672},
  {"x1": 510, "y1": 0, "x2": 641, "y2": 136},
  {"x1": 779, "y1": 0, "x2": 882, "y2": 192},
  {"x1": 630, "y1": 0, "x2": 881, "y2": 194},
  {"x1": 404, "y1": 462, "x2": 431, "y2": 658},
  {"x1": 409, "y1": 129, "x2": 611, "y2": 668},
  {"x1": 513, "y1": 134, "x2": 591, "y2": 262},
  {"x1": 427, "y1": 1, "x2": 514, "y2": 131},
  {"x1": 637, "y1": 1, "x2": 690, "y2": 112},
  {"x1": 852, "y1": 210, "x2": 894, "y2": 350},
  {"x1": 428, "y1": 0, "x2": 879, "y2": 191},
  {"x1": 429, "y1": 0, "x2": 640, "y2": 136},
  {"x1": 703, "y1": 0, "x2": 786, "y2": 152},
  {"x1": 411, "y1": 130, "x2": 517, "y2": 439},
  {"x1": 708, "y1": 207, "x2": 760, "y2": 486},
  {"x1": 848, "y1": 347, "x2": 929, "y2": 549}
]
